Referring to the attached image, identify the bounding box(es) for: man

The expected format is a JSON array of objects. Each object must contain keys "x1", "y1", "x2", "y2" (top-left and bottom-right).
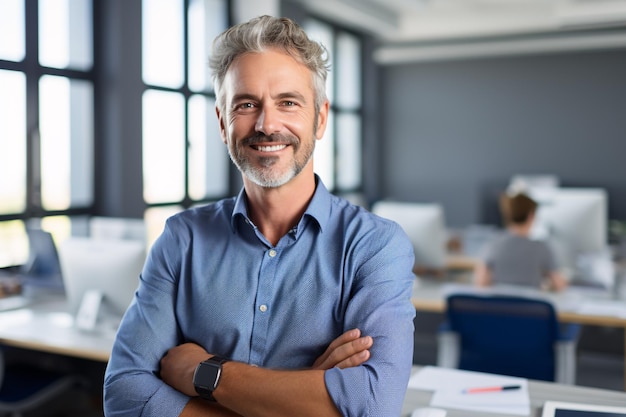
[{"x1": 104, "y1": 15, "x2": 416, "y2": 417}]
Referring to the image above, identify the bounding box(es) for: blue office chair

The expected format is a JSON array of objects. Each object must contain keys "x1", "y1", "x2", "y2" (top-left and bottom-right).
[
  {"x1": 436, "y1": 293, "x2": 580, "y2": 384},
  {"x1": 0, "y1": 349, "x2": 84, "y2": 417}
]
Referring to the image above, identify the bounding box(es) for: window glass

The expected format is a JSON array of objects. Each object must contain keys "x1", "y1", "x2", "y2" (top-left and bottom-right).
[
  {"x1": 39, "y1": 75, "x2": 94, "y2": 210},
  {"x1": 188, "y1": 0, "x2": 227, "y2": 92},
  {"x1": 305, "y1": 19, "x2": 364, "y2": 193},
  {"x1": 0, "y1": 70, "x2": 27, "y2": 214},
  {"x1": 40, "y1": 215, "x2": 72, "y2": 243},
  {"x1": 142, "y1": 0, "x2": 184, "y2": 88},
  {"x1": 336, "y1": 113, "x2": 361, "y2": 190},
  {"x1": 0, "y1": 0, "x2": 25, "y2": 62},
  {"x1": 0, "y1": 220, "x2": 28, "y2": 268},
  {"x1": 142, "y1": 89, "x2": 186, "y2": 203},
  {"x1": 39, "y1": 0, "x2": 93, "y2": 69},
  {"x1": 188, "y1": 95, "x2": 228, "y2": 199},
  {"x1": 303, "y1": 19, "x2": 334, "y2": 104},
  {"x1": 336, "y1": 32, "x2": 361, "y2": 110},
  {"x1": 144, "y1": 205, "x2": 183, "y2": 249},
  {"x1": 314, "y1": 110, "x2": 335, "y2": 190}
]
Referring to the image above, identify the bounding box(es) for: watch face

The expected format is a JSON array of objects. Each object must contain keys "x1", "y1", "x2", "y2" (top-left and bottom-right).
[{"x1": 194, "y1": 362, "x2": 222, "y2": 390}]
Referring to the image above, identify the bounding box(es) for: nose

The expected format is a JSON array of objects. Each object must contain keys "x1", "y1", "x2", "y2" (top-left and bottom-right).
[{"x1": 255, "y1": 106, "x2": 282, "y2": 136}]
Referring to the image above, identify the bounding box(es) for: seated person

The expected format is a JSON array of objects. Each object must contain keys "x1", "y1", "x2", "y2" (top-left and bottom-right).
[{"x1": 474, "y1": 192, "x2": 568, "y2": 292}]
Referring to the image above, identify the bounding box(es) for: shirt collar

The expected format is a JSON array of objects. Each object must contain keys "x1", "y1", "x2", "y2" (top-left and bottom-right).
[{"x1": 230, "y1": 174, "x2": 331, "y2": 234}]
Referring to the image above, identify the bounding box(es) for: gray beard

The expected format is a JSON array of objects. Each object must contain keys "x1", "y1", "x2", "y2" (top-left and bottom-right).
[{"x1": 228, "y1": 133, "x2": 315, "y2": 188}]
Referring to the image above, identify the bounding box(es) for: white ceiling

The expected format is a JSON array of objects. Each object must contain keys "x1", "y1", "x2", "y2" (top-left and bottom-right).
[
  {"x1": 295, "y1": 0, "x2": 626, "y2": 63},
  {"x1": 298, "y1": 0, "x2": 626, "y2": 42}
]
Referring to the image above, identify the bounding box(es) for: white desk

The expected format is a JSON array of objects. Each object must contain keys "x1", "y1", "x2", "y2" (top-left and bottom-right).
[
  {"x1": 402, "y1": 366, "x2": 626, "y2": 417},
  {"x1": 412, "y1": 278, "x2": 626, "y2": 390},
  {"x1": 3, "y1": 300, "x2": 626, "y2": 416},
  {"x1": 0, "y1": 296, "x2": 114, "y2": 362}
]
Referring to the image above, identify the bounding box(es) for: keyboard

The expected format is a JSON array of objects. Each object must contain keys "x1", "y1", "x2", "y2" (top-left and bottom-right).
[{"x1": 0, "y1": 295, "x2": 31, "y2": 312}]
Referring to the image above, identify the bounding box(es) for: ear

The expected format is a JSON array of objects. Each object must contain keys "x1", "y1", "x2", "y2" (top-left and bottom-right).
[
  {"x1": 216, "y1": 105, "x2": 227, "y2": 145},
  {"x1": 314, "y1": 100, "x2": 330, "y2": 140}
]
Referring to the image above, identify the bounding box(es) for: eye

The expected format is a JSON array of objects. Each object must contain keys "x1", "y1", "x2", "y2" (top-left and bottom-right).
[
  {"x1": 233, "y1": 102, "x2": 256, "y2": 112},
  {"x1": 281, "y1": 100, "x2": 298, "y2": 108}
]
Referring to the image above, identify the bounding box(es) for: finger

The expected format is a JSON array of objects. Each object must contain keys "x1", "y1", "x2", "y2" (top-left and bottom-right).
[
  {"x1": 312, "y1": 329, "x2": 361, "y2": 368},
  {"x1": 326, "y1": 329, "x2": 361, "y2": 352},
  {"x1": 314, "y1": 335, "x2": 373, "y2": 370},
  {"x1": 334, "y1": 349, "x2": 371, "y2": 369}
]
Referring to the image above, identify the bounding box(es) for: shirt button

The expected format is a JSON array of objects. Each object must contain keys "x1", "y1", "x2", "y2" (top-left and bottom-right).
[
  {"x1": 259, "y1": 304, "x2": 268, "y2": 312},
  {"x1": 268, "y1": 249, "x2": 277, "y2": 257}
]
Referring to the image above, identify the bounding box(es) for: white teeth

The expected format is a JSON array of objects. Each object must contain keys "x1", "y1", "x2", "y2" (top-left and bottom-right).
[{"x1": 256, "y1": 144, "x2": 286, "y2": 152}]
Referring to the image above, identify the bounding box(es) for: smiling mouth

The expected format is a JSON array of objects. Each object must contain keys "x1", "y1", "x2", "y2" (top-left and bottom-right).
[{"x1": 252, "y1": 144, "x2": 288, "y2": 152}]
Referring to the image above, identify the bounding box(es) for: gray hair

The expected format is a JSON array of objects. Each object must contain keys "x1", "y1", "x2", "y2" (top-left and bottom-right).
[{"x1": 209, "y1": 15, "x2": 329, "y2": 114}]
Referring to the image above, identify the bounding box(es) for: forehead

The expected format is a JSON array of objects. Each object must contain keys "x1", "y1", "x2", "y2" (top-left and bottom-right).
[{"x1": 222, "y1": 49, "x2": 314, "y2": 99}]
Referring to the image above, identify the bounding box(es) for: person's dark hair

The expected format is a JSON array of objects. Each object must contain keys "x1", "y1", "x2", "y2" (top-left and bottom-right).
[
  {"x1": 499, "y1": 192, "x2": 538, "y2": 226},
  {"x1": 209, "y1": 15, "x2": 329, "y2": 114}
]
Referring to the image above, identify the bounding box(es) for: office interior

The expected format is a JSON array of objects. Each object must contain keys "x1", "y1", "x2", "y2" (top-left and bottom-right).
[{"x1": 1, "y1": 0, "x2": 626, "y2": 415}]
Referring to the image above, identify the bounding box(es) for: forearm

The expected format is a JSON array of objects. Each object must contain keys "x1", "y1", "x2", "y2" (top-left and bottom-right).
[
  {"x1": 181, "y1": 397, "x2": 243, "y2": 417},
  {"x1": 474, "y1": 262, "x2": 492, "y2": 287},
  {"x1": 549, "y1": 271, "x2": 568, "y2": 291},
  {"x1": 182, "y1": 363, "x2": 340, "y2": 417}
]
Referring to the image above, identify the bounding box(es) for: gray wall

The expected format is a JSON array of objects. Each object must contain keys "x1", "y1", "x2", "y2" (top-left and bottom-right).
[
  {"x1": 95, "y1": 0, "x2": 145, "y2": 218},
  {"x1": 380, "y1": 49, "x2": 626, "y2": 228}
]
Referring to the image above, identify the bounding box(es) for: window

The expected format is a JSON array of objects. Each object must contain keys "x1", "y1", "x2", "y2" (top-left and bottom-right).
[
  {"x1": 140, "y1": 6, "x2": 364, "y2": 215},
  {"x1": 304, "y1": 19, "x2": 363, "y2": 193},
  {"x1": 0, "y1": 0, "x2": 94, "y2": 268},
  {"x1": 141, "y1": 0, "x2": 229, "y2": 243}
]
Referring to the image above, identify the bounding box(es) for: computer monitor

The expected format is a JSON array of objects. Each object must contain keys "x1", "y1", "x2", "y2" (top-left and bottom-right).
[
  {"x1": 89, "y1": 216, "x2": 146, "y2": 242},
  {"x1": 57, "y1": 237, "x2": 145, "y2": 330},
  {"x1": 371, "y1": 201, "x2": 447, "y2": 270},
  {"x1": 531, "y1": 188, "x2": 608, "y2": 280},
  {"x1": 509, "y1": 174, "x2": 560, "y2": 204},
  {"x1": 21, "y1": 228, "x2": 62, "y2": 276},
  {"x1": 19, "y1": 228, "x2": 65, "y2": 292}
]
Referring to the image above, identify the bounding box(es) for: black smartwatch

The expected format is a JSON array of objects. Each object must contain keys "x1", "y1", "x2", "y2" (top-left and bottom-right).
[{"x1": 193, "y1": 356, "x2": 229, "y2": 402}]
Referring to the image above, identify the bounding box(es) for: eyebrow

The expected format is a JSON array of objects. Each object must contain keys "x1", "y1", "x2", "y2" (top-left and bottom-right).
[
  {"x1": 231, "y1": 93, "x2": 258, "y2": 104},
  {"x1": 231, "y1": 91, "x2": 308, "y2": 105},
  {"x1": 273, "y1": 91, "x2": 308, "y2": 104}
]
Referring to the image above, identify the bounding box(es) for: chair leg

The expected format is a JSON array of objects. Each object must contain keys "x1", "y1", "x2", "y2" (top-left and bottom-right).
[
  {"x1": 555, "y1": 340, "x2": 577, "y2": 384},
  {"x1": 437, "y1": 331, "x2": 460, "y2": 368}
]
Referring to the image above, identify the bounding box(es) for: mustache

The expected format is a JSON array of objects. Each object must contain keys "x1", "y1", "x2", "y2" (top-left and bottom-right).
[{"x1": 242, "y1": 133, "x2": 298, "y2": 147}]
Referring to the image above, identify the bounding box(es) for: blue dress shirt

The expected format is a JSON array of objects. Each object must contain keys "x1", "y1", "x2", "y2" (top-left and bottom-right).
[{"x1": 104, "y1": 179, "x2": 416, "y2": 417}]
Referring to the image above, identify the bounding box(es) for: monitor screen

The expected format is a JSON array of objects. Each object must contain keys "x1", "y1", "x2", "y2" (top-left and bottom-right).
[
  {"x1": 542, "y1": 401, "x2": 626, "y2": 417},
  {"x1": 21, "y1": 228, "x2": 62, "y2": 277},
  {"x1": 19, "y1": 228, "x2": 65, "y2": 292},
  {"x1": 58, "y1": 237, "x2": 145, "y2": 320},
  {"x1": 530, "y1": 188, "x2": 608, "y2": 283},
  {"x1": 371, "y1": 201, "x2": 447, "y2": 270}
]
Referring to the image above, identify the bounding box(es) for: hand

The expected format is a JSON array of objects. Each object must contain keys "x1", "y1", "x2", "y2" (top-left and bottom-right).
[
  {"x1": 160, "y1": 342, "x2": 211, "y2": 396},
  {"x1": 311, "y1": 328, "x2": 373, "y2": 370}
]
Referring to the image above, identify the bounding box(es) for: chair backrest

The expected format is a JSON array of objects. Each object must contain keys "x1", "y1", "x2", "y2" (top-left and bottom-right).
[
  {"x1": 20, "y1": 228, "x2": 62, "y2": 277},
  {"x1": 446, "y1": 293, "x2": 560, "y2": 381}
]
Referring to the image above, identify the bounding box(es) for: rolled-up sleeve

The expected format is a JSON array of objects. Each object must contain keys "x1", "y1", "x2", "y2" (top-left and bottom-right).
[
  {"x1": 324, "y1": 221, "x2": 416, "y2": 417},
  {"x1": 103, "y1": 221, "x2": 189, "y2": 417}
]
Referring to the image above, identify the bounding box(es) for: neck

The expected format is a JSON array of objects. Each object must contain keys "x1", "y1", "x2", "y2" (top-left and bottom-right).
[
  {"x1": 508, "y1": 221, "x2": 532, "y2": 237},
  {"x1": 243, "y1": 170, "x2": 316, "y2": 246}
]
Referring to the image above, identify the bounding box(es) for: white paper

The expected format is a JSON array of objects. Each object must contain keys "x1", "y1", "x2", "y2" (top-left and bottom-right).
[
  {"x1": 408, "y1": 366, "x2": 530, "y2": 415},
  {"x1": 577, "y1": 300, "x2": 626, "y2": 318}
]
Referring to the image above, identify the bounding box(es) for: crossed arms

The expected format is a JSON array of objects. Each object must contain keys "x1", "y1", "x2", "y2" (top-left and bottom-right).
[{"x1": 160, "y1": 329, "x2": 373, "y2": 417}]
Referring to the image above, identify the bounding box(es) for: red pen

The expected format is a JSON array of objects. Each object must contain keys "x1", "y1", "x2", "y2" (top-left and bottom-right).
[{"x1": 463, "y1": 385, "x2": 522, "y2": 394}]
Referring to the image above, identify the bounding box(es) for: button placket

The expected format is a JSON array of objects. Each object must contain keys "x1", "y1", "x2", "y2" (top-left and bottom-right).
[{"x1": 249, "y1": 247, "x2": 279, "y2": 363}]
